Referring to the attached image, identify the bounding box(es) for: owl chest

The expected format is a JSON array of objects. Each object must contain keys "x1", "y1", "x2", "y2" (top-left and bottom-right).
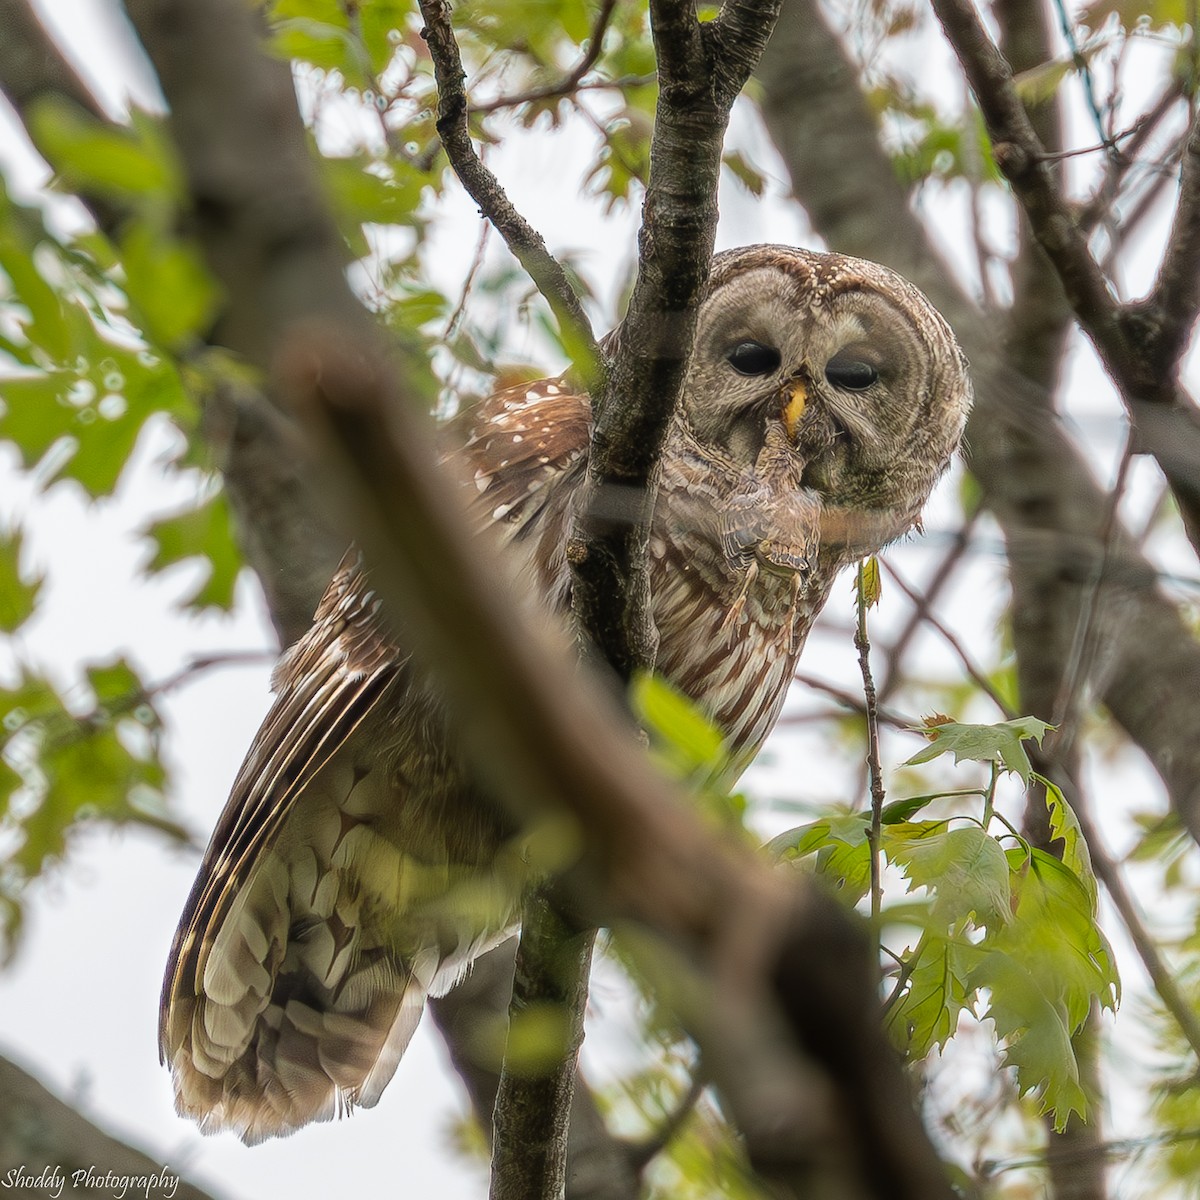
[{"x1": 648, "y1": 535, "x2": 827, "y2": 767}]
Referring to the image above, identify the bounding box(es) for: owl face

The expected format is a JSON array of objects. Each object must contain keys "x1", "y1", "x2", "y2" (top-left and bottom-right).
[{"x1": 682, "y1": 245, "x2": 971, "y2": 513}]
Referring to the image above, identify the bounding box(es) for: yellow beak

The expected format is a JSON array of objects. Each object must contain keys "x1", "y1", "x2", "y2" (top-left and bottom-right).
[{"x1": 782, "y1": 380, "x2": 807, "y2": 441}]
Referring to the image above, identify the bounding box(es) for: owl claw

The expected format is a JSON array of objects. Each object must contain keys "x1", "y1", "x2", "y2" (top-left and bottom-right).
[{"x1": 720, "y1": 560, "x2": 759, "y2": 642}]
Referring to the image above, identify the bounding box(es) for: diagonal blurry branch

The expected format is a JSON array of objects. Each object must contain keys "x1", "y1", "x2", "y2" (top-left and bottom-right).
[
  {"x1": 0, "y1": 1053, "x2": 221, "y2": 1200},
  {"x1": 120, "y1": 2, "x2": 956, "y2": 1196}
]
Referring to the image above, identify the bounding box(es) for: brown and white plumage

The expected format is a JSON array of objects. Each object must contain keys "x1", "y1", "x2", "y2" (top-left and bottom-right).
[{"x1": 161, "y1": 245, "x2": 971, "y2": 1141}]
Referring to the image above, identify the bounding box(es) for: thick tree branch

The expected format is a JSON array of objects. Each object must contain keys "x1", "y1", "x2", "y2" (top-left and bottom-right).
[
  {"x1": 122, "y1": 2, "x2": 954, "y2": 1195},
  {"x1": 0, "y1": 1053, "x2": 220, "y2": 1200},
  {"x1": 417, "y1": 0, "x2": 601, "y2": 380},
  {"x1": 570, "y1": 0, "x2": 782, "y2": 680},
  {"x1": 428, "y1": 941, "x2": 642, "y2": 1200}
]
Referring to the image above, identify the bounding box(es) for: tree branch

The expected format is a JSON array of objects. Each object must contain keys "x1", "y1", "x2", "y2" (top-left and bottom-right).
[
  {"x1": 428, "y1": 942, "x2": 642, "y2": 1200},
  {"x1": 1148, "y1": 109, "x2": 1200, "y2": 370},
  {"x1": 930, "y1": 0, "x2": 1129, "y2": 365},
  {"x1": 490, "y1": 896, "x2": 596, "y2": 1200},
  {"x1": 569, "y1": 0, "x2": 782, "y2": 680},
  {"x1": 471, "y1": 0, "x2": 618, "y2": 116},
  {"x1": 931, "y1": 0, "x2": 1200, "y2": 556},
  {"x1": 417, "y1": 0, "x2": 601, "y2": 381},
  {"x1": 0, "y1": 1053, "x2": 220, "y2": 1200}
]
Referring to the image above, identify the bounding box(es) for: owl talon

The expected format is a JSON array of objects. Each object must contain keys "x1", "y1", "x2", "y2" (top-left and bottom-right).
[{"x1": 720, "y1": 560, "x2": 759, "y2": 642}]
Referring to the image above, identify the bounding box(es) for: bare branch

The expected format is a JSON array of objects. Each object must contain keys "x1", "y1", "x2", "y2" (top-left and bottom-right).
[
  {"x1": 1148, "y1": 110, "x2": 1200, "y2": 370},
  {"x1": 881, "y1": 560, "x2": 1017, "y2": 720},
  {"x1": 472, "y1": 0, "x2": 619, "y2": 115},
  {"x1": 490, "y1": 898, "x2": 596, "y2": 1200},
  {"x1": 417, "y1": 0, "x2": 601, "y2": 381},
  {"x1": 930, "y1": 0, "x2": 1132, "y2": 370},
  {"x1": 931, "y1": 0, "x2": 1200, "y2": 556},
  {"x1": 877, "y1": 507, "x2": 980, "y2": 705}
]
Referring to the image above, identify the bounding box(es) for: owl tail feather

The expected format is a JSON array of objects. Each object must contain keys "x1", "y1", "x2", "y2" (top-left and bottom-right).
[{"x1": 164, "y1": 858, "x2": 443, "y2": 1144}]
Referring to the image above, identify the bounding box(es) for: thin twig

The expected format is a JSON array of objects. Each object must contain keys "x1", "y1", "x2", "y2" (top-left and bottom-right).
[
  {"x1": 417, "y1": 0, "x2": 602, "y2": 386},
  {"x1": 878, "y1": 505, "x2": 980, "y2": 704},
  {"x1": 1080, "y1": 80, "x2": 1185, "y2": 231},
  {"x1": 626, "y1": 1060, "x2": 707, "y2": 1170},
  {"x1": 855, "y1": 562, "x2": 887, "y2": 931},
  {"x1": 472, "y1": 0, "x2": 618, "y2": 114},
  {"x1": 1050, "y1": 0, "x2": 1114, "y2": 159},
  {"x1": 1050, "y1": 435, "x2": 1135, "y2": 736},
  {"x1": 788, "y1": 673, "x2": 917, "y2": 731},
  {"x1": 879, "y1": 560, "x2": 1016, "y2": 720}
]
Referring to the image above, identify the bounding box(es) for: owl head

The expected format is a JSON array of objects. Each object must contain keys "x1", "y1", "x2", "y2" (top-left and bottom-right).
[{"x1": 680, "y1": 244, "x2": 971, "y2": 532}]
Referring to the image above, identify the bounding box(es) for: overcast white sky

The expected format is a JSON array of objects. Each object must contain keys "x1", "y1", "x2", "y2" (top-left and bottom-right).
[{"x1": 0, "y1": 2, "x2": 1194, "y2": 1198}]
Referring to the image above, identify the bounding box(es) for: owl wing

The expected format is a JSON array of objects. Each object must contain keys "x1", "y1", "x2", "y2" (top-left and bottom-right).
[{"x1": 161, "y1": 377, "x2": 592, "y2": 1143}]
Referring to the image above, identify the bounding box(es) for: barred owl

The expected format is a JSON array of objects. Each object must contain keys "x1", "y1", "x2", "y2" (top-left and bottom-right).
[{"x1": 161, "y1": 244, "x2": 971, "y2": 1142}]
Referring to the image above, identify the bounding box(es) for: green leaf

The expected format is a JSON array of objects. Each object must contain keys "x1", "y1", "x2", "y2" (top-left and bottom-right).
[
  {"x1": 29, "y1": 102, "x2": 180, "y2": 201},
  {"x1": 0, "y1": 371, "x2": 74, "y2": 467},
  {"x1": 0, "y1": 525, "x2": 43, "y2": 633},
  {"x1": 86, "y1": 658, "x2": 144, "y2": 710},
  {"x1": 0, "y1": 232, "x2": 70, "y2": 361},
  {"x1": 323, "y1": 156, "x2": 428, "y2": 238},
  {"x1": 632, "y1": 672, "x2": 728, "y2": 781},
  {"x1": 721, "y1": 150, "x2": 766, "y2": 197},
  {"x1": 904, "y1": 715, "x2": 1054, "y2": 783},
  {"x1": 969, "y1": 847, "x2": 1120, "y2": 1129},
  {"x1": 970, "y1": 947, "x2": 1088, "y2": 1130},
  {"x1": 120, "y1": 221, "x2": 218, "y2": 347},
  {"x1": 879, "y1": 793, "x2": 952, "y2": 824},
  {"x1": 885, "y1": 824, "x2": 1011, "y2": 930},
  {"x1": 1038, "y1": 774, "x2": 1099, "y2": 912},
  {"x1": 144, "y1": 489, "x2": 243, "y2": 612},
  {"x1": 886, "y1": 933, "x2": 977, "y2": 1058},
  {"x1": 858, "y1": 556, "x2": 882, "y2": 608}
]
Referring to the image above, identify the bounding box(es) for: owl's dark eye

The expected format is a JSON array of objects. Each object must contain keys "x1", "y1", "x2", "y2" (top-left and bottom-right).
[
  {"x1": 825, "y1": 351, "x2": 879, "y2": 391},
  {"x1": 726, "y1": 341, "x2": 782, "y2": 376}
]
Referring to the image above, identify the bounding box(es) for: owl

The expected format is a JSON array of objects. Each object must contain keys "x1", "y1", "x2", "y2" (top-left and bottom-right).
[{"x1": 160, "y1": 244, "x2": 971, "y2": 1142}]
